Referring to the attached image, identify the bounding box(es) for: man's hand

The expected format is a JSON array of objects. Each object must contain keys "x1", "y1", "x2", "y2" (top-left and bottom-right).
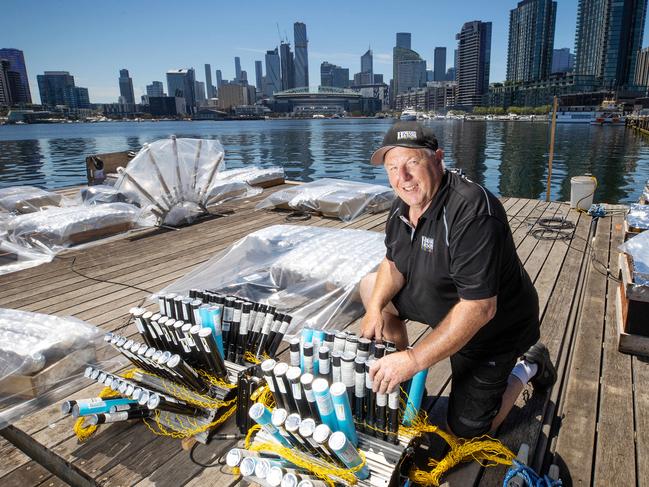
[
  {"x1": 360, "y1": 309, "x2": 385, "y2": 342},
  {"x1": 369, "y1": 350, "x2": 420, "y2": 394}
]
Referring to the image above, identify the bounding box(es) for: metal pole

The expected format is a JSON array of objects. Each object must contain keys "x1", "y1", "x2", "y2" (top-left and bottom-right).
[{"x1": 546, "y1": 96, "x2": 558, "y2": 202}]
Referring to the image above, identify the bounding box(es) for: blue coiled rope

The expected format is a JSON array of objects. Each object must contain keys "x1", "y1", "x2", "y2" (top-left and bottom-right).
[{"x1": 502, "y1": 460, "x2": 563, "y2": 487}]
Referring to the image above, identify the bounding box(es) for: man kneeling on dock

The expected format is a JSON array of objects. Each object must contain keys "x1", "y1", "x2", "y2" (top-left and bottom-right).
[{"x1": 360, "y1": 121, "x2": 557, "y2": 438}]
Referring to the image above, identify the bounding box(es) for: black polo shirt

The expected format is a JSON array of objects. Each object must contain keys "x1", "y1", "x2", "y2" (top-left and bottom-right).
[{"x1": 385, "y1": 170, "x2": 539, "y2": 355}]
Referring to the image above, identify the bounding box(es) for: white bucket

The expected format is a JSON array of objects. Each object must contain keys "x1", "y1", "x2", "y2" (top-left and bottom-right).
[{"x1": 570, "y1": 176, "x2": 597, "y2": 210}]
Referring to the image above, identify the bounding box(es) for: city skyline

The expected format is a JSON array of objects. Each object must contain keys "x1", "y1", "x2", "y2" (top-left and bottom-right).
[{"x1": 2, "y1": 0, "x2": 622, "y2": 103}]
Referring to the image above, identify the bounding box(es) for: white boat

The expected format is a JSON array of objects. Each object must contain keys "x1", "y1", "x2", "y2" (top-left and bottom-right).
[
  {"x1": 400, "y1": 108, "x2": 417, "y2": 121},
  {"x1": 554, "y1": 111, "x2": 595, "y2": 123},
  {"x1": 590, "y1": 101, "x2": 626, "y2": 125}
]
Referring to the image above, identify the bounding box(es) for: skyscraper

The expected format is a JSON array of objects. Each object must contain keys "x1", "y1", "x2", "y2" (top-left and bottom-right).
[
  {"x1": 393, "y1": 36, "x2": 425, "y2": 99},
  {"x1": 320, "y1": 62, "x2": 349, "y2": 88},
  {"x1": 234, "y1": 57, "x2": 242, "y2": 81},
  {"x1": 434, "y1": 47, "x2": 447, "y2": 81},
  {"x1": 280, "y1": 42, "x2": 295, "y2": 90},
  {"x1": 0, "y1": 60, "x2": 11, "y2": 105},
  {"x1": 255, "y1": 60, "x2": 263, "y2": 94},
  {"x1": 195, "y1": 80, "x2": 206, "y2": 105},
  {"x1": 146, "y1": 81, "x2": 164, "y2": 97},
  {"x1": 294, "y1": 22, "x2": 309, "y2": 88},
  {"x1": 574, "y1": 0, "x2": 647, "y2": 88},
  {"x1": 360, "y1": 49, "x2": 373, "y2": 84},
  {"x1": 456, "y1": 20, "x2": 492, "y2": 108},
  {"x1": 205, "y1": 64, "x2": 214, "y2": 98},
  {"x1": 396, "y1": 33, "x2": 411, "y2": 49},
  {"x1": 552, "y1": 48, "x2": 575, "y2": 73},
  {"x1": 166, "y1": 68, "x2": 196, "y2": 113},
  {"x1": 506, "y1": 0, "x2": 557, "y2": 83},
  {"x1": 264, "y1": 48, "x2": 281, "y2": 96},
  {"x1": 398, "y1": 59, "x2": 427, "y2": 92},
  {"x1": 216, "y1": 70, "x2": 223, "y2": 91},
  {"x1": 118, "y1": 69, "x2": 135, "y2": 105},
  {"x1": 37, "y1": 71, "x2": 89, "y2": 108},
  {"x1": 0, "y1": 48, "x2": 32, "y2": 103}
]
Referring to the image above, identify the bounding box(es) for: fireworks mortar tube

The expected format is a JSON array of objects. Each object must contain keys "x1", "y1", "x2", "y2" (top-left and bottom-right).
[
  {"x1": 268, "y1": 315, "x2": 292, "y2": 357},
  {"x1": 166, "y1": 353, "x2": 210, "y2": 393},
  {"x1": 227, "y1": 300, "x2": 243, "y2": 362},
  {"x1": 190, "y1": 324, "x2": 210, "y2": 369},
  {"x1": 312, "y1": 423, "x2": 342, "y2": 467},
  {"x1": 357, "y1": 337, "x2": 371, "y2": 361},
  {"x1": 323, "y1": 331, "x2": 335, "y2": 353},
  {"x1": 375, "y1": 389, "x2": 388, "y2": 441},
  {"x1": 271, "y1": 408, "x2": 299, "y2": 449},
  {"x1": 354, "y1": 357, "x2": 366, "y2": 428},
  {"x1": 109, "y1": 402, "x2": 144, "y2": 413},
  {"x1": 197, "y1": 327, "x2": 228, "y2": 378},
  {"x1": 198, "y1": 304, "x2": 212, "y2": 334},
  {"x1": 147, "y1": 393, "x2": 203, "y2": 417},
  {"x1": 328, "y1": 431, "x2": 370, "y2": 480},
  {"x1": 71, "y1": 397, "x2": 138, "y2": 417},
  {"x1": 317, "y1": 347, "x2": 332, "y2": 382},
  {"x1": 297, "y1": 480, "x2": 328, "y2": 487},
  {"x1": 299, "y1": 373, "x2": 320, "y2": 422},
  {"x1": 344, "y1": 334, "x2": 359, "y2": 356},
  {"x1": 163, "y1": 293, "x2": 177, "y2": 318},
  {"x1": 266, "y1": 312, "x2": 284, "y2": 357},
  {"x1": 273, "y1": 362, "x2": 297, "y2": 415},
  {"x1": 190, "y1": 299, "x2": 203, "y2": 326},
  {"x1": 280, "y1": 472, "x2": 301, "y2": 487},
  {"x1": 329, "y1": 382, "x2": 359, "y2": 447},
  {"x1": 87, "y1": 408, "x2": 152, "y2": 425},
  {"x1": 285, "y1": 413, "x2": 319, "y2": 456},
  {"x1": 333, "y1": 332, "x2": 347, "y2": 354},
  {"x1": 248, "y1": 402, "x2": 291, "y2": 447},
  {"x1": 247, "y1": 303, "x2": 266, "y2": 351},
  {"x1": 130, "y1": 307, "x2": 152, "y2": 347},
  {"x1": 402, "y1": 367, "x2": 428, "y2": 426},
  {"x1": 374, "y1": 343, "x2": 386, "y2": 359},
  {"x1": 387, "y1": 389, "x2": 400, "y2": 444},
  {"x1": 181, "y1": 297, "x2": 193, "y2": 323},
  {"x1": 163, "y1": 318, "x2": 181, "y2": 352},
  {"x1": 289, "y1": 337, "x2": 300, "y2": 367},
  {"x1": 222, "y1": 297, "x2": 235, "y2": 352},
  {"x1": 236, "y1": 302, "x2": 252, "y2": 362},
  {"x1": 208, "y1": 305, "x2": 224, "y2": 357},
  {"x1": 225, "y1": 448, "x2": 259, "y2": 468},
  {"x1": 331, "y1": 351, "x2": 342, "y2": 384},
  {"x1": 173, "y1": 295, "x2": 184, "y2": 320},
  {"x1": 298, "y1": 418, "x2": 341, "y2": 466},
  {"x1": 300, "y1": 327, "x2": 313, "y2": 370},
  {"x1": 365, "y1": 359, "x2": 376, "y2": 436},
  {"x1": 156, "y1": 295, "x2": 166, "y2": 315},
  {"x1": 302, "y1": 343, "x2": 314, "y2": 375},
  {"x1": 311, "y1": 378, "x2": 339, "y2": 432},
  {"x1": 286, "y1": 366, "x2": 310, "y2": 418},
  {"x1": 261, "y1": 359, "x2": 284, "y2": 409},
  {"x1": 341, "y1": 351, "x2": 356, "y2": 413},
  {"x1": 173, "y1": 319, "x2": 192, "y2": 354},
  {"x1": 255, "y1": 306, "x2": 276, "y2": 358},
  {"x1": 148, "y1": 313, "x2": 165, "y2": 349},
  {"x1": 311, "y1": 329, "x2": 325, "y2": 376},
  {"x1": 267, "y1": 466, "x2": 286, "y2": 487},
  {"x1": 239, "y1": 456, "x2": 257, "y2": 477}
]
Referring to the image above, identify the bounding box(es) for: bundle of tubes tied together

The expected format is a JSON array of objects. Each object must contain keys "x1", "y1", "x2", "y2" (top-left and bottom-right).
[{"x1": 236, "y1": 327, "x2": 429, "y2": 486}]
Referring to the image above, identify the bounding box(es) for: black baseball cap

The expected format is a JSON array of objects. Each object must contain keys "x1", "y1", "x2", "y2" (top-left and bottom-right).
[{"x1": 370, "y1": 121, "x2": 439, "y2": 164}]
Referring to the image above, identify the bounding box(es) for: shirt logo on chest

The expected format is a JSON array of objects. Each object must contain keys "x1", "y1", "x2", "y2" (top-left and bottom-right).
[{"x1": 420, "y1": 235, "x2": 435, "y2": 253}]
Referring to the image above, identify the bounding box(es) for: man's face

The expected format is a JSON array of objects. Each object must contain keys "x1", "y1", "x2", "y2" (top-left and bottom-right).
[{"x1": 384, "y1": 147, "x2": 444, "y2": 211}]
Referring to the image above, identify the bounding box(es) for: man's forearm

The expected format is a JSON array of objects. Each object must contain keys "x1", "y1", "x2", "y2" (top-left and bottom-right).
[
  {"x1": 367, "y1": 258, "x2": 406, "y2": 313},
  {"x1": 408, "y1": 298, "x2": 496, "y2": 370}
]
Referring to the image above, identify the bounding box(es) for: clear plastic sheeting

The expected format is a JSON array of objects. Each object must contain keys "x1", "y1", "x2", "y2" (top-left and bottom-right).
[
  {"x1": 157, "y1": 224, "x2": 385, "y2": 336},
  {"x1": 216, "y1": 166, "x2": 285, "y2": 187},
  {"x1": 0, "y1": 186, "x2": 63, "y2": 214},
  {"x1": 5, "y1": 203, "x2": 143, "y2": 253},
  {"x1": 619, "y1": 230, "x2": 649, "y2": 293},
  {"x1": 0, "y1": 240, "x2": 53, "y2": 276},
  {"x1": 627, "y1": 204, "x2": 649, "y2": 230},
  {"x1": 256, "y1": 178, "x2": 394, "y2": 221},
  {"x1": 77, "y1": 185, "x2": 132, "y2": 206},
  {"x1": 114, "y1": 136, "x2": 259, "y2": 226},
  {"x1": 0, "y1": 308, "x2": 107, "y2": 427}
]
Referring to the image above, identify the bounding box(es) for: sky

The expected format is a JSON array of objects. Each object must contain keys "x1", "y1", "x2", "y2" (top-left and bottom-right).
[{"x1": 3, "y1": 0, "x2": 648, "y2": 104}]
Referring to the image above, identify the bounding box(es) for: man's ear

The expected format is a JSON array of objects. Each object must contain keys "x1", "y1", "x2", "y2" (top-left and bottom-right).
[{"x1": 435, "y1": 148, "x2": 444, "y2": 163}]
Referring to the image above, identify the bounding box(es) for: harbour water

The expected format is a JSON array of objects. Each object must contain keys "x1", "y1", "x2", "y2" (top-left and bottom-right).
[{"x1": 1, "y1": 118, "x2": 648, "y2": 204}]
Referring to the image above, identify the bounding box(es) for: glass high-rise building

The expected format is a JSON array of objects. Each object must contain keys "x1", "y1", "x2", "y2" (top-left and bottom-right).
[
  {"x1": 506, "y1": 0, "x2": 556, "y2": 83},
  {"x1": 37, "y1": 71, "x2": 89, "y2": 108},
  {"x1": 264, "y1": 48, "x2": 281, "y2": 96},
  {"x1": 397, "y1": 59, "x2": 427, "y2": 93},
  {"x1": 574, "y1": 0, "x2": 648, "y2": 88},
  {"x1": 166, "y1": 68, "x2": 196, "y2": 114},
  {"x1": 320, "y1": 62, "x2": 349, "y2": 88},
  {"x1": 0, "y1": 48, "x2": 32, "y2": 103},
  {"x1": 234, "y1": 57, "x2": 242, "y2": 81},
  {"x1": 205, "y1": 64, "x2": 214, "y2": 98},
  {"x1": 396, "y1": 33, "x2": 411, "y2": 49},
  {"x1": 255, "y1": 60, "x2": 263, "y2": 94},
  {"x1": 361, "y1": 49, "x2": 373, "y2": 78},
  {"x1": 434, "y1": 47, "x2": 447, "y2": 81},
  {"x1": 146, "y1": 81, "x2": 164, "y2": 97},
  {"x1": 280, "y1": 42, "x2": 295, "y2": 91},
  {"x1": 294, "y1": 22, "x2": 309, "y2": 88},
  {"x1": 552, "y1": 48, "x2": 575, "y2": 73},
  {"x1": 118, "y1": 69, "x2": 135, "y2": 105},
  {"x1": 456, "y1": 20, "x2": 492, "y2": 108}
]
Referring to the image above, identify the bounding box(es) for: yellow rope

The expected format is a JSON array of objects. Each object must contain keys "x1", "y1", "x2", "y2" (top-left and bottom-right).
[
  {"x1": 142, "y1": 403, "x2": 238, "y2": 439},
  {"x1": 243, "y1": 351, "x2": 261, "y2": 364}
]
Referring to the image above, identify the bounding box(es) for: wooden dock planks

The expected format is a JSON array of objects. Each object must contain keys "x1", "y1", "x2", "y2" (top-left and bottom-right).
[{"x1": 0, "y1": 191, "x2": 640, "y2": 487}]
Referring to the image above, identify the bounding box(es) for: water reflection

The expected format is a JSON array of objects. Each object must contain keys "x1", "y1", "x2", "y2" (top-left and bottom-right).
[{"x1": 0, "y1": 120, "x2": 648, "y2": 204}]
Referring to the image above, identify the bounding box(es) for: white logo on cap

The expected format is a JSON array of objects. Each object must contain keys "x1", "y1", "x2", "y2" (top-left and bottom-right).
[{"x1": 397, "y1": 131, "x2": 417, "y2": 140}]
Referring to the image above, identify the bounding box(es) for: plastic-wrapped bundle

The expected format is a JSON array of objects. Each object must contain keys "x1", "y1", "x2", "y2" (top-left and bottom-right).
[
  {"x1": 113, "y1": 136, "x2": 260, "y2": 226},
  {"x1": 216, "y1": 166, "x2": 285, "y2": 188},
  {"x1": 157, "y1": 225, "x2": 385, "y2": 337},
  {"x1": 78, "y1": 185, "x2": 131, "y2": 206},
  {"x1": 0, "y1": 239, "x2": 54, "y2": 276},
  {"x1": 5, "y1": 202, "x2": 142, "y2": 252},
  {"x1": 0, "y1": 308, "x2": 106, "y2": 427},
  {"x1": 620, "y1": 231, "x2": 649, "y2": 290},
  {"x1": 627, "y1": 204, "x2": 649, "y2": 231},
  {"x1": 0, "y1": 186, "x2": 62, "y2": 214},
  {"x1": 256, "y1": 178, "x2": 394, "y2": 222}
]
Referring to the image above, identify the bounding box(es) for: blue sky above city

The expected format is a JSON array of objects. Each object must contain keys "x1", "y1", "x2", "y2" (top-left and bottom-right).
[{"x1": 5, "y1": 0, "x2": 649, "y2": 103}]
